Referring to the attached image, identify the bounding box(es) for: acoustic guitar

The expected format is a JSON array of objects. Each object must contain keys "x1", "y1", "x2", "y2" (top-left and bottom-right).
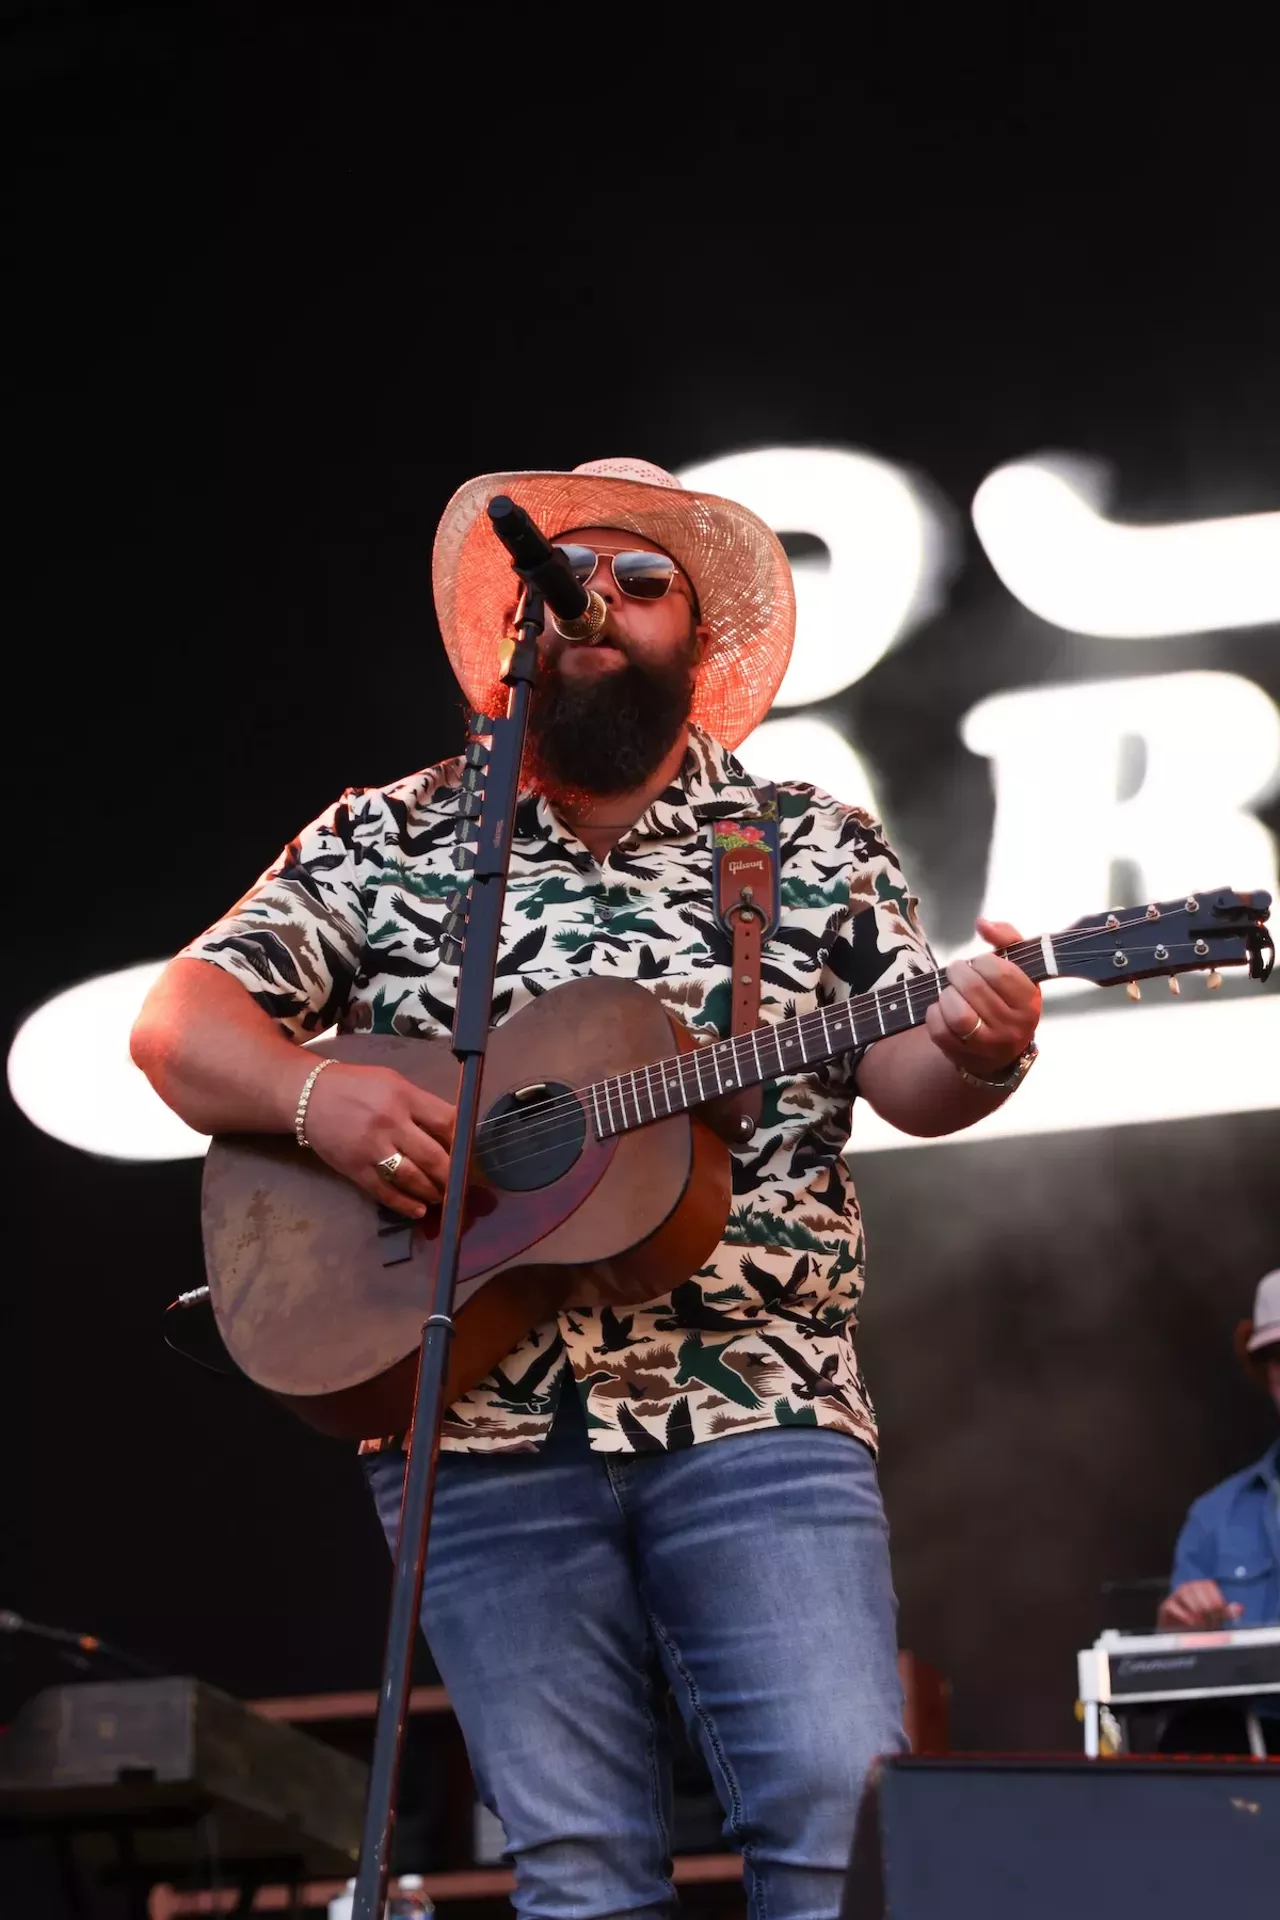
[{"x1": 201, "y1": 889, "x2": 1272, "y2": 1438}]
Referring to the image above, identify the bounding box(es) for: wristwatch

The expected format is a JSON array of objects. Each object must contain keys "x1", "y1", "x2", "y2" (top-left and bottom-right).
[{"x1": 952, "y1": 1040, "x2": 1038, "y2": 1094}]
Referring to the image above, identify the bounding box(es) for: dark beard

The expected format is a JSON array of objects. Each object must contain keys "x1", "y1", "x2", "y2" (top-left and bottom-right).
[{"x1": 525, "y1": 641, "x2": 696, "y2": 798}]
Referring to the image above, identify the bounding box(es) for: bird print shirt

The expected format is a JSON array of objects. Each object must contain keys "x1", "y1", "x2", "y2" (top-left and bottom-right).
[{"x1": 182, "y1": 727, "x2": 935, "y2": 1454}]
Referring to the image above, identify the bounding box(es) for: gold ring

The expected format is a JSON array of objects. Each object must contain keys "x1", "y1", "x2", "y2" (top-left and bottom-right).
[
  {"x1": 959, "y1": 1017, "x2": 984, "y2": 1043},
  {"x1": 376, "y1": 1151, "x2": 404, "y2": 1182}
]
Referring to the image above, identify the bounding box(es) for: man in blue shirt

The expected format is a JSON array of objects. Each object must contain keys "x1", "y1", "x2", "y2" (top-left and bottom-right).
[
  {"x1": 1159, "y1": 1269, "x2": 1280, "y2": 1633},
  {"x1": 1151, "y1": 1270, "x2": 1280, "y2": 1756}
]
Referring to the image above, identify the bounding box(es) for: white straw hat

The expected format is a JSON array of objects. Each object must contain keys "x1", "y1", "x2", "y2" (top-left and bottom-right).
[{"x1": 431, "y1": 457, "x2": 795, "y2": 750}]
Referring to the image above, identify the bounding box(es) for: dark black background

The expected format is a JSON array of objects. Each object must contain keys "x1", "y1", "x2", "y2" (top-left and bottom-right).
[{"x1": 4, "y1": 1, "x2": 1278, "y2": 1761}]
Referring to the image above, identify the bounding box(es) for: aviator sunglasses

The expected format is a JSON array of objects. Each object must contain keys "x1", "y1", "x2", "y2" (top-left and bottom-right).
[{"x1": 554, "y1": 543, "x2": 684, "y2": 603}]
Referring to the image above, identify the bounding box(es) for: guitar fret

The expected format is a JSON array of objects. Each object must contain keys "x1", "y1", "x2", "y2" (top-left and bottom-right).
[
  {"x1": 875, "y1": 992, "x2": 886, "y2": 1036},
  {"x1": 795, "y1": 1019, "x2": 809, "y2": 1063},
  {"x1": 710, "y1": 1045, "x2": 725, "y2": 1093},
  {"x1": 643, "y1": 1064, "x2": 657, "y2": 1121},
  {"x1": 603, "y1": 1077, "x2": 617, "y2": 1135},
  {"x1": 691, "y1": 1045, "x2": 707, "y2": 1101},
  {"x1": 629, "y1": 1068, "x2": 641, "y2": 1129},
  {"x1": 591, "y1": 1081, "x2": 605, "y2": 1138},
  {"x1": 750, "y1": 1028, "x2": 764, "y2": 1081},
  {"x1": 819, "y1": 1005, "x2": 833, "y2": 1053}
]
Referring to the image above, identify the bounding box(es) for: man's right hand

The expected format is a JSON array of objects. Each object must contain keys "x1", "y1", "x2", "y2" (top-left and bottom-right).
[
  {"x1": 1156, "y1": 1579, "x2": 1245, "y2": 1631},
  {"x1": 300, "y1": 1062, "x2": 455, "y2": 1218}
]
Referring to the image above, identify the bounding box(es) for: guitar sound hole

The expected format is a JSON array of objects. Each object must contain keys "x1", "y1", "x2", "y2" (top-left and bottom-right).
[{"x1": 475, "y1": 1082, "x2": 585, "y2": 1192}]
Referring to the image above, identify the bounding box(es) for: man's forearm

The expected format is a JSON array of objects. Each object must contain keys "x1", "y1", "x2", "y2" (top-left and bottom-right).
[
  {"x1": 131, "y1": 957, "x2": 313, "y2": 1136},
  {"x1": 855, "y1": 1025, "x2": 1023, "y2": 1138}
]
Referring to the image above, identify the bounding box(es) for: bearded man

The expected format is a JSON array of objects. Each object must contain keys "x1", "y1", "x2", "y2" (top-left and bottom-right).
[{"x1": 132, "y1": 459, "x2": 1041, "y2": 1919}]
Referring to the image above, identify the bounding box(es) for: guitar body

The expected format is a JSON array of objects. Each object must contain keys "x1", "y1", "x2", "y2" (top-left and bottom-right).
[
  {"x1": 200, "y1": 887, "x2": 1274, "y2": 1441},
  {"x1": 201, "y1": 977, "x2": 732, "y2": 1439}
]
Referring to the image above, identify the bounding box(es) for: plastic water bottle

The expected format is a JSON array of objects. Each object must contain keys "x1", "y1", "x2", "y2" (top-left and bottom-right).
[
  {"x1": 388, "y1": 1875, "x2": 433, "y2": 1917},
  {"x1": 327, "y1": 1877, "x2": 433, "y2": 1919}
]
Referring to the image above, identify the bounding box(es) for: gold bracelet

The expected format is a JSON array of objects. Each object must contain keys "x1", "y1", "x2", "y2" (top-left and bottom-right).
[
  {"x1": 294, "y1": 1055, "x2": 336, "y2": 1148},
  {"x1": 952, "y1": 1041, "x2": 1039, "y2": 1094}
]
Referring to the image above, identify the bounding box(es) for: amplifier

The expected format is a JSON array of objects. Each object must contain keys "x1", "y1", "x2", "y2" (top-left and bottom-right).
[
  {"x1": 0, "y1": 1676, "x2": 368, "y2": 1878},
  {"x1": 842, "y1": 1755, "x2": 1280, "y2": 1920}
]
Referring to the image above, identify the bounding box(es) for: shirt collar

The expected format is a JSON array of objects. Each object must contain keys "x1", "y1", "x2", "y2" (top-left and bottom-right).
[
  {"x1": 629, "y1": 727, "x2": 762, "y2": 841},
  {"x1": 525, "y1": 726, "x2": 763, "y2": 853},
  {"x1": 1253, "y1": 1434, "x2": 1280, "y2": 1487}
]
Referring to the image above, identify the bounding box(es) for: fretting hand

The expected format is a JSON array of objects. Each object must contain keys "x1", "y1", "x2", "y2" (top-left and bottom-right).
[
  {"x1": 925, "y1": 917, "x2": 1042, "y2": 1081},
  {"x1": 300, "y1": 1062, "x2": 455, "y2": 1218}
]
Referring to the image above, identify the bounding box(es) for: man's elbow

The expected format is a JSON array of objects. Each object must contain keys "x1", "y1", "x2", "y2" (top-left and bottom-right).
[
  {"x1": 129, "y1": 1006, "x2": 173, "y2": 1086},
  {"x1": 129, "y1": 963, "x2": 192, "y2": 1085}
]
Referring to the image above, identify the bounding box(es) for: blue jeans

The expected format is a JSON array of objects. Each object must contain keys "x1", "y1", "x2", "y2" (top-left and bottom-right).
[{"x1": 363, "y1": 1390, "x2": 905, "y2": 1919}]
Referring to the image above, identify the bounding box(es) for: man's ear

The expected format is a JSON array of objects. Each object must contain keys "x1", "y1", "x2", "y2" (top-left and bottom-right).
[{"x1": 694, "y1": 621, "x2": 713, "y2": 664}]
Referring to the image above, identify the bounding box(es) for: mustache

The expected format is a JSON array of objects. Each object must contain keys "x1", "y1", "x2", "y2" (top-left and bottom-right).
[{"x1": 544, "y1": 619, "x2": 628, "y2": 661}]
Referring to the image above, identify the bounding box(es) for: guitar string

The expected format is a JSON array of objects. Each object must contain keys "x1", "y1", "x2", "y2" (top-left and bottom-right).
[
  {"x1": 441, "y1": 926, "x2": 1237, "y2": 1176},
  {"x1": 456, "y1": 909, "x2": 1222, "y2": 1152},
  {"x1": 459, "y1": 925, "x2": 1238, "y2": 1164}
]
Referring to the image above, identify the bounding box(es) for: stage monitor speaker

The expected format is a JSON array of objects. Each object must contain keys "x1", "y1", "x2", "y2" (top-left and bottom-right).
[{"x1": 842, "y1": 1755, "x2": 1279, "y2": 1920}]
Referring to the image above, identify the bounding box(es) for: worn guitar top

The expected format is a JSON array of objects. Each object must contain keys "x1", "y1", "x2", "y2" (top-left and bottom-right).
[{"x1": 182, "y1": 728, "x2": 934, "y2": 1455}]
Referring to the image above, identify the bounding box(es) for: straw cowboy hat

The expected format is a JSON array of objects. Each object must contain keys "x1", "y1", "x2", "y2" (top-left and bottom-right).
[
  {"x1": 431, "y1": 457, "x2": 796, "y2": 751},
  {"x1": 1235, "y1": 1268, "x2": 1280, "y2": 1376}
]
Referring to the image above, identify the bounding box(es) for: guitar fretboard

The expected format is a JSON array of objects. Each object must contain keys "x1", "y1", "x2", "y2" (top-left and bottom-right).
[{"x1": 589, "y1": 941, "x2": 1057, "y2": 1137}]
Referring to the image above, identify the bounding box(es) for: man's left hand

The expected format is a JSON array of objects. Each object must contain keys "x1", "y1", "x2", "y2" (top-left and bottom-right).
[{"x1": 924, "y1": 917, "x2": 1042, "y2": 1081}]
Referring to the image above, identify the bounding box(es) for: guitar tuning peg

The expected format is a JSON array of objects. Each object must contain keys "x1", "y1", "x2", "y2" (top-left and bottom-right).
[
  {"x1": 439, "y1": 936, "x2": 463, "y2": 965},
  {"x1": 1168, "y1": 976, "x2": 1181, "y2": 995},
  {"x1": 445, "y1": 888, "x2": 467, "y2": 914},
  {"x1": 1126, "y1": 980, "x2": 1141, "y2": 1002},
  {"x1": 450, "y1": 846, "x2": 474, "y2": 870},
  {"x1": 1206, "y1": 970, "x2": 1223, "y2": 990}
]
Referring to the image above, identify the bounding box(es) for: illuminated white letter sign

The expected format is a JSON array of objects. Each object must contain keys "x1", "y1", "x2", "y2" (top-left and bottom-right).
[
  {"x1": 962, "y1": 670, "x2": 1280, "y2": 940},
  {"x1": 973, "y1": 456, "x2": 1280, "y2": 638},
  {"x1": 678, "y1": 446, "x2": 951, "y2": 707}
]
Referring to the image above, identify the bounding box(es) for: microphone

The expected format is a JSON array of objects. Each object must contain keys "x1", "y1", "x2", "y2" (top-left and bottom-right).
[{"x1": 487, "y1": 496, "x2": 608, "y2": 641}]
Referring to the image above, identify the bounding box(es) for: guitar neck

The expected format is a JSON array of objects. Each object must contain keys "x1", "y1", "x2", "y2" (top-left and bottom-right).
[{"x1": 589, "y1": 937, "x2": 1060, "y2": 1139}]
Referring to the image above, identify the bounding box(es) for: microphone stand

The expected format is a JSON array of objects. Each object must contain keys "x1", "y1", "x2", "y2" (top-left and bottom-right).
[{"x1": 351, "y1": 575, "x2": 545, "y2": 1919}]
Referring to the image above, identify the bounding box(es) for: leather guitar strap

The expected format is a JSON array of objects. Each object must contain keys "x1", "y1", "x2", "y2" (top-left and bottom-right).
[{"x1": 708, "y1": 786, "x2": 782, "y2": 1140}]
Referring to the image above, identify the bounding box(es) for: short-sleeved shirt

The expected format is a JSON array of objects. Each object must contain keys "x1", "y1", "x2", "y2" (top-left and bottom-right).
[
  {"x1": 182, "y1": 726, "x2": 934, "y2": 1454},
  {"x1": 1170, "y1": 1437, "x2": 1280, "y2": 1627}
]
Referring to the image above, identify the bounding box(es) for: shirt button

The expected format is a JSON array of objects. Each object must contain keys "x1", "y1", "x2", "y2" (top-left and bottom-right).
[
  {"x1": 597, "y1": 904, "x2": 613, "y2": 922},
  {"x1": 1235, "y1": 1565, "x2": 1248, "y2": 1576}
]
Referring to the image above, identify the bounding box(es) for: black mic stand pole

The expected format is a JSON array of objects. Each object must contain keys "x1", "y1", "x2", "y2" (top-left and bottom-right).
[{"x1": 351, "y1": 568, "x2": 546, "y2": 1920}]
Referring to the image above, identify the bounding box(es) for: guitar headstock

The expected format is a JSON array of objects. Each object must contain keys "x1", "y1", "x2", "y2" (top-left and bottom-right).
[{"x1": 1053, "y1": 889, "x2": 1273, "y2": 992}]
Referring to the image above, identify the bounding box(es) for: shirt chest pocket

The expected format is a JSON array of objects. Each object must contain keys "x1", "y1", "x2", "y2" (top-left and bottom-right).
[{"x1": 1213, "y1": 1538, "x2": 1276, "y2": 1611}]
